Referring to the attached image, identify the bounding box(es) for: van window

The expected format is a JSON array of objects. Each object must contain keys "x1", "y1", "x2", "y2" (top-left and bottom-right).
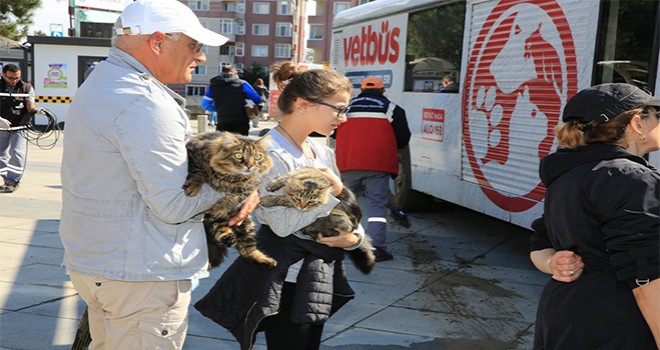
[
  {"x1": 593, "y1": 0, "x2": 659, "y2": 91},
  {"x1": 404, "y1": 1, "x2": 466, "y2": 93}
]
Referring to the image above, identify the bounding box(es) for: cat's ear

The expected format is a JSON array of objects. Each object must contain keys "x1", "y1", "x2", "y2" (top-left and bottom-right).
[
  {"x1": 257, "y1": 134, "x2": 271, "y2": 149},
  {"x1": 223, "y1": 131, "x2": 241, "y2": 144}
]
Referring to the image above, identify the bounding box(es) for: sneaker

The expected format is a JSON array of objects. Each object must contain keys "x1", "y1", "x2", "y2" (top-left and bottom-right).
[
  {"x1": 373, "y1": 247, "x2": 393, "y2": 262},
  {"x1": 2, "y1": 181, "x2": 18, "y2": 193}
]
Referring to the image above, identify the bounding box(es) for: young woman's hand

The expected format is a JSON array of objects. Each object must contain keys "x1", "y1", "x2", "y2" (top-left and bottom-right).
[
  {"x1": 316, "y1": 229, "x2": 359, "y2": 248},
  {"x1": 314, "y1": 167, "x2": 344, "y2": 196}
]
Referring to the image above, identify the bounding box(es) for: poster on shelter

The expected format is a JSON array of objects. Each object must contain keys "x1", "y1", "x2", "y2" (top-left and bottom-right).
[{"x1": 44, "y1": 63, "x2": 68, "y2": 89}]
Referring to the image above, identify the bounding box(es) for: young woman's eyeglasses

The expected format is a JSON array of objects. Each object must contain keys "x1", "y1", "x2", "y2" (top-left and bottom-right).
[
  {"x1": 165, "y1": 34, "x2": 204, "y2": 53},
  {"x1": 307, "y1": 99, "x2": 351, "y2": 117}
]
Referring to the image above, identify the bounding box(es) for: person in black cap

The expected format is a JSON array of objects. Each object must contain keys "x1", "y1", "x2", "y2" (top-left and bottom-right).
[{"x1": 530, "y1": 83, "x2": 660, "y2": 349}]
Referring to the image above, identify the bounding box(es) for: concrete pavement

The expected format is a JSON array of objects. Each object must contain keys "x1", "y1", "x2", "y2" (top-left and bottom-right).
[{"x1": 0, "y1": 120, "x2": 547, "y2": 349}]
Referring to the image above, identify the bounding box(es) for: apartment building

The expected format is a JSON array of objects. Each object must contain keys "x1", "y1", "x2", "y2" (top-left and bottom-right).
[
  {"x1": 177, "y1": 0, "x2": 306, "y2": 111},
  {"x1": 175, "y1": 0, "x2": 377, "y2": 112},
  {"x1": 306, "y1": 0, "x2": 373, "y2": 64}
]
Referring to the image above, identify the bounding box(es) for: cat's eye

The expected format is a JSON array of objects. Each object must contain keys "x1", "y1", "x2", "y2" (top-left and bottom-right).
[
  {"x1": 234, "y1": 153, "x2": 244, "y2": 159},
  {"x1": 254, "y1": 154, "x2": 263, "y2": 160}
]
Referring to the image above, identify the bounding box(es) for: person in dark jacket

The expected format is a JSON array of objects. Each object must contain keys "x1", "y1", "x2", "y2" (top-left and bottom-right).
[
  {"x1": 0, "y1": 64, "x2": 38, "y2": 193},
  {"x1": 253, "y1": 77, "x2": 269, "y2": 119},
  {"x1": 210, "y1": 65, "x2": 261, "y2": 135},
  {"x1": 195, "y1": 61, "x2": 365, "y2": 350},
  {"x1": 530, "y1": 83, "x2": 660, "y2": 349},
  {"x1": 334, "y1": 77, "x2": 411, "y2": 262},
  {"x1": 440, "y1": 74, "x2": 459, "y2": 93}
]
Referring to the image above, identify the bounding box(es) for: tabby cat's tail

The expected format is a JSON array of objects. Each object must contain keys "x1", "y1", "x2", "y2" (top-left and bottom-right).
[{"x1": 348, "y1": 236, "x2": 376, "y2": 274}]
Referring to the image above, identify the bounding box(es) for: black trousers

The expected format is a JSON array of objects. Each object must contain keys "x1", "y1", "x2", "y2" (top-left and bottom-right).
[
  {"x1": 262, "y1": 282, "x2": 324, "y2": 350},
  {"x1": 216, "y1": 121, "x2": 249, "y2": 136}
]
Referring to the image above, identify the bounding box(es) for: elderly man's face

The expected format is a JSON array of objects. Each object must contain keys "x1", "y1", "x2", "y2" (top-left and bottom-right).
[{"x1": 159, "y1": 33, "x2": 206, "y2": 84}]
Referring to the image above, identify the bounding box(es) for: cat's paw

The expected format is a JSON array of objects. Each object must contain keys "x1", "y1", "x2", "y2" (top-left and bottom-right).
[
  {"x1": 247, "y1": 250, "x2": 277, "y2": 269},
  {"x1": 220, "y1": 233, "x2": 237, "y2": 247},
  {"x1": 256, "y1": 256, "x2": 277, "y2": 269},
  {"x1": 265, "y1": 181, "x2": 284, "y2": 192},
  {"x1": 183, "y1": 182, "x2": 201, "y2": 196},
  {"x1": 213, "y1": 228, "x2": 236, "y2": 246}
]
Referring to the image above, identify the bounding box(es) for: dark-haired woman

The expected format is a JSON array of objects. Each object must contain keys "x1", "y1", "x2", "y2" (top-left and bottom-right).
[
  {"x1": 530, "y1": 83, "x2": 660, "y2": 349},
  {"x1": 195, "y1": 61, "x2": 366, "y2": 350}
]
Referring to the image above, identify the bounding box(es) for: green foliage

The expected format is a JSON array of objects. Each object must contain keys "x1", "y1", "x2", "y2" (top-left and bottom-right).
[
  {"x1": 0, "y1": 0, "x2": 41, "y2": 40},
  {"x1": 239, "y1": 62, "x2": 270, "y2": 87},
  {"x1": 406, "y1": 1, "x2": 465, "y2": 68}
]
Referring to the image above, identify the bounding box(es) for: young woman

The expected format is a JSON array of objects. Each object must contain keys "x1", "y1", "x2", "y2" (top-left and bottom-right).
[
  {"x1": 195, "y1": 61, "x2": 366, "y2": 350},
  {"x1": 530, "y1": 83, "x2": 660, "y2": 349}
]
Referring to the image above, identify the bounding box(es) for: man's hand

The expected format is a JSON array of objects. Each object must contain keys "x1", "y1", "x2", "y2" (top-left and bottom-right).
[{"x1": 228, "y1": 190, "x2": 260, "y2": 226}]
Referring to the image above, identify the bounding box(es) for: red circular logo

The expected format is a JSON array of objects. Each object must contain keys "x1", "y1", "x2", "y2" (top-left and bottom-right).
[{"x1": 463, "y1": 0, "x2": 578, "y2": 212}]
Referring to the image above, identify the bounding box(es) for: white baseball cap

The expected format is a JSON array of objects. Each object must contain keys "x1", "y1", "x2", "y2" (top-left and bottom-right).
[{"x1": 115, "y1": 0, "x2": 228, "y2": 47}]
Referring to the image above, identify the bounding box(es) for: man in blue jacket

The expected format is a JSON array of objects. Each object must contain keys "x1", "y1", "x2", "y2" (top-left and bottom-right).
[{"x1": 209, "y1": 65, "x2": 261, "y2": 135}]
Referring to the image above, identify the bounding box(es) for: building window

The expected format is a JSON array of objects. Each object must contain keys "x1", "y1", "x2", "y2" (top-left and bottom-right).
[
  {"x1": 223, "y1": 2, "x2": 237, "y2": 12},
  {"x1": 237, "y1": 1, "x2": 245, "y2": 13},
  {"x1": 252, "y1": 24, "x2": 269, "y2": 36},
  {"x1": 334, "y1": 2, "x2": 350, "y2": 15},
  {"x1": 186, "y1": 85, "x2": 206, "y2": 96},
  {"x1": 193, "y1": 65, "x2": 207, "y2": 76},
  {"x1": 220, "y1": 45, "x2": 235, "y2": 56},
  {"x1": 236, "y1": 42, "x2": 245, "y2": 57},
  {"x1": 236, "y1": 20, "x2": 245, "y2": 35},
  {"x1": 276, "y1": 22, "x2": 292, "y2": 37},
  {"x1": 252, "y1": 45, "x2": 269, "y2": 57},
  {"x1": 253, "y1": 2, "x2": 270, "y2": 14},
  {"x1": 188, "y1": 0, "x2": 209, "y2": 11},
  {"x1": 309, "y1": 24, "x2": 323, "y2": 40},
  {"x1": 278, "y1": 0, "x2": 293, "y2": 15},
  {"x1": 275, "y1": 44, "x2": 291, "y2": 58},
  {"x1": 235, "y1": 63, "x2": 244, "y2": 70},
  {"x1": 220, "y1": 19, "x2": 234, "y2": 34}
]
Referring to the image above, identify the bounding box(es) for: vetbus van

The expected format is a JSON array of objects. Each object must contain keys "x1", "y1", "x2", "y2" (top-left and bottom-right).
[{"x1": 331, "y1": 0, "x2": 660, "y2": 228}]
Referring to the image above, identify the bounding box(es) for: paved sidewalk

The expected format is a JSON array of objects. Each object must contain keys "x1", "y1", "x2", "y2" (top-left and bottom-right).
[{"x1": 0, "y1": 121, "x2": 547, "y2": 350}]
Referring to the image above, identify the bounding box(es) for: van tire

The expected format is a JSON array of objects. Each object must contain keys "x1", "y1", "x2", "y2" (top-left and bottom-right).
[{"x1": 394, "y1": 146, "x2": 433, "y2": 212}]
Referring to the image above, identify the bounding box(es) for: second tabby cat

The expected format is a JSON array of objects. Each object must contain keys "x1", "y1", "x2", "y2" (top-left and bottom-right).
[
  {"x1": 260, "y1": 167, "x2": 376, "y2": 274},
  {"x1": 183, "y1": 131, "x2": 276, "y2": 269}
]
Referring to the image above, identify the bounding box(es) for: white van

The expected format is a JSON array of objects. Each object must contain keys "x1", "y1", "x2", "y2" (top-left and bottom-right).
[{"x1": 331, "y1": 0, "x2": 660, "y2": 228}]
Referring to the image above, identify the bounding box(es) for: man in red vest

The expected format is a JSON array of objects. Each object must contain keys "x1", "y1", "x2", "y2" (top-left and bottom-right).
[{"x1": 335, "y1": 77, "x2": 410, "y2": 261}]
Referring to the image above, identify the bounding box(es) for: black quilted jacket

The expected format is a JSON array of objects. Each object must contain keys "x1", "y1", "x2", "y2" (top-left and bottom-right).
[{"x1": 194, "y1": 225, "x2": 355, "y2": 350}]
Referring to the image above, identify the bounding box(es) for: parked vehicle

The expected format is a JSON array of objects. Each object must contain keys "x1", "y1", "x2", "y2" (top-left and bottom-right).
[{"x1": 330, "y1": 0, "x2": 660, "y2": 228}]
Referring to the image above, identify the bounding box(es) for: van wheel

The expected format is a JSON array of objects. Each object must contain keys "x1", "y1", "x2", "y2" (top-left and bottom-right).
[{"x1": 393, "y1": 146, "x2": 433, "y2": 212}]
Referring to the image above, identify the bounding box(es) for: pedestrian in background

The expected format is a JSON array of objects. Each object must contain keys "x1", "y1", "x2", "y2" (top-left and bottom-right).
[
  {"x1": 195, "y1": 61, "x2": 365, "y2": 350},
  {"x1": 60, "y1": 1, "x2": 258, "y2": 349},
  {"x1": 0, "y1": 64, "x2": 38, "y2": 193},
  {"x1": 334, "y1": 77, "x2": 411, "y2": 262},
  {"x1": 209, "y1": 65, "x2": 261, "y2": 135},
  {"x1": 253, "y1": 77, "x2": 269, "y2": 120},
  {"x1": 200, "y1": 86, "x2": 217, "y2": 126},
  {"x1": 530, "y1": 83, "x2": 660, "y2": 349}
]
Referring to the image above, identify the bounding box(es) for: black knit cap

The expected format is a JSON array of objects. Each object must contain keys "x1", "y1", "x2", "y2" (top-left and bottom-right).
[{"x1": 562, "y1": 83, "x2": 660, "y2": 124}]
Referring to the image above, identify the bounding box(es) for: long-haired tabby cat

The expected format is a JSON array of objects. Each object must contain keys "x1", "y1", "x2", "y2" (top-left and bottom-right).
[
  {"x1": 260, "y1": 167, "x2": 376, "y2": 274},
  {"x1": 183, "y1": 131, "x2": 276, "y2": 269}
]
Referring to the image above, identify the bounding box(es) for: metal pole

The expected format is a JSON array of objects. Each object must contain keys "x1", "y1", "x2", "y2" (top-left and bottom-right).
[{"x1": 197, "y1": 114, "x2": 208, "y2": 133}]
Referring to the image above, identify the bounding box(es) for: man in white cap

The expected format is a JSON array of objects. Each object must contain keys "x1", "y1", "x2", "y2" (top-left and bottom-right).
[{"x1": 60, "y1": 1, "x2": 258, "y2": 348}]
